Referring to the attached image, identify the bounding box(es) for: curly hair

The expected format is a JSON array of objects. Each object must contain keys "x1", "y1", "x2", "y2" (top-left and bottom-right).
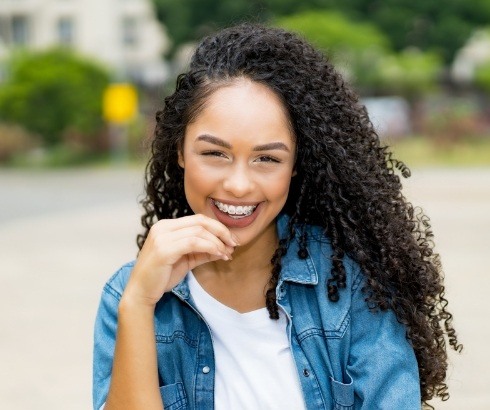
[{"x1": 137, "y1": 23, "x2": 461, "y2": 406}]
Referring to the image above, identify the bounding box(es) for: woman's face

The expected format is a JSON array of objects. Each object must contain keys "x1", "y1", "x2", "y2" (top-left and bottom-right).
[{"x1": 179, "y1": 78, "x2": 296, "y2": 247}]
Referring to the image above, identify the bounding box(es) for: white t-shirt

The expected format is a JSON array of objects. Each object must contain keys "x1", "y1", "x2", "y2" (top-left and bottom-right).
[{"x1": 188, "y1": 271, "x2": 306, "y2": 410}]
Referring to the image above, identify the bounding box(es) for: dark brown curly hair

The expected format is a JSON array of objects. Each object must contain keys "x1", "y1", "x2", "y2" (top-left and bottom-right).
[{"x1": 137, "y1": 23, "x2": 461, "y2": 407}]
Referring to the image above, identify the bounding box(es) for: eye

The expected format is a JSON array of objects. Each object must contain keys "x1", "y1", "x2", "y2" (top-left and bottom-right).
[
  {"x1": 256, "y1": 155, "x2": 281, "y2": 163},
  {"x1": 201, "y1": 150, "x2": 227, "y2": 158}
]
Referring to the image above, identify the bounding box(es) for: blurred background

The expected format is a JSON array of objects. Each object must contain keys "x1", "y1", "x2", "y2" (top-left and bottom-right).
[{"x1": 0, "y1": 0, "x2": 489, "y2": 408}]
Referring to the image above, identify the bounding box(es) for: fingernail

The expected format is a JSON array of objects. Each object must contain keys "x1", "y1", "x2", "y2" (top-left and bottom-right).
[{"x1": 231, "y1": 234, "x2": 240, "y2": 246}]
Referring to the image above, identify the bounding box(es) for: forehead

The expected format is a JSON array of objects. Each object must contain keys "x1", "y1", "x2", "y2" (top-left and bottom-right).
[{"x1": 184, "y1": 79, "x2": 295, "y2": 146}]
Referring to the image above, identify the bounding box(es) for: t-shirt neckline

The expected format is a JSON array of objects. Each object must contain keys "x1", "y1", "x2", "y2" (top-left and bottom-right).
[{"x1": 187, "y1": 271, "x2": 272, "y2": 327}]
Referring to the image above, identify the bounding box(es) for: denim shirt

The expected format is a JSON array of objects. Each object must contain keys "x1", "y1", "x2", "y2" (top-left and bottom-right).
[{"x1": 93, "y1": 213, "x2": 421, "y2": 410}]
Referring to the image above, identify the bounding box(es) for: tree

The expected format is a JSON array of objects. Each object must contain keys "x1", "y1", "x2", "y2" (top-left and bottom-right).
[
  {"x1": 276, "y1": 11, "x2": 442, "y2": 98},
  {"x1": 275, "y1": 10, "x2": 389, "y2": 57},
  {"x1": 152, "y1": 0, "x2": 490, "y2": 63},
  {"x1": 331, "y1": 0, "x2": 490, "y2": 63},
  {"x1": 153, "y1": 0, "x2": 266, "y2": 54},
  {"x1": 0, "y1": 49, "x2": 110, "y2": 146},
  {"x1": 367, "y1": 49, "x2": 442, "y2": 99},
  {"x1": 475, "y1": 62, "x2": 490, "y2": 94}
]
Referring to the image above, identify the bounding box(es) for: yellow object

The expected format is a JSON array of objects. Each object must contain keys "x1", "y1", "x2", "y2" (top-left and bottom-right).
[{"x1": 103, "y1": 83, "x2": 138, "y2": 123}]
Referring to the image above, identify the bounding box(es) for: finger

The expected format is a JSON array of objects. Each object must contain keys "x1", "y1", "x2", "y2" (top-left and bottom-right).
[
  {"x1": 187, "y1": 252, "x2": 226, "y2": 271},
  {"x1": 171, "y1": 236, "x2": 231, "y2": 263},
  {"x1": 188, "y1": 214, "x2": 239, "y2": 247},
  {"x1": 166, "y1": 225, "x2": 233, "y2": 257},
  {"x1": 154, "y1": 214, "x2": 239, "y2": 247}
]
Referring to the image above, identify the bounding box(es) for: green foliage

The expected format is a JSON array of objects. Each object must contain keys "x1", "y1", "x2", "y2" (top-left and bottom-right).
[
  {"x1": 275, "y1": 11, "x2": 389, "y2": 56},
  {"x1": 319, "y1": 0, "x2": 490, "y2": 63},
  {"x1": 475, "y1": 62, "x2": 490, "y2": 93},
  {"x1": 367, "y1": 49, "x2": 443, "y2": 98},
  {"x1": 0, "y1": 49, "x2": 110, "y2": 147},
  {"x1": 152, "y1": 0, "x2": 490, "y2": 63},
  {"x1": 153, "y1": 0, "x2": 266, "y2": 53},
  {"x1": 275, "y1": 11, "x2": 441, "y2": 97}
]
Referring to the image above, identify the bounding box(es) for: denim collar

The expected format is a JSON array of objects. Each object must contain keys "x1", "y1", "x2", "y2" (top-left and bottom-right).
[
  {"x1": 276, "y1": 212, "x2": 319, "y2": 286},
  {"x1": 172, "y1": 213, "x2": 318, "y2": 300}
]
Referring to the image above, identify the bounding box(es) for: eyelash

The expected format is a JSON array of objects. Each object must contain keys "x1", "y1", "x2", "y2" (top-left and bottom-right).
[
  {"x1": 202, "y1": 151, "x2": 226, "y2": 158},
  {"x1": 201, "y1": 151, "x2": 280, "y2": 163},
  {"x1": 257, "y1": 155, "x2": 280, "y2": 163}
]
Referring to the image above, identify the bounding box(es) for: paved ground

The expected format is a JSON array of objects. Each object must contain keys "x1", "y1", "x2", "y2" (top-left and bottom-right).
[{"x1": 0, "y1": 167, "x2": 489, "y2": 409}]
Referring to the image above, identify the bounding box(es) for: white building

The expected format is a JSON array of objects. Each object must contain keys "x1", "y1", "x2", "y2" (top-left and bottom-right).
[{"x1": 0, "y1": 0, "x2": 169, "y2": 85}]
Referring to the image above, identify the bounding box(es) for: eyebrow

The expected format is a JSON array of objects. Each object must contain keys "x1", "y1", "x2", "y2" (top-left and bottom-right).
[{"x1": 196, "y1": 134, "x2": 290, "y2": 152}]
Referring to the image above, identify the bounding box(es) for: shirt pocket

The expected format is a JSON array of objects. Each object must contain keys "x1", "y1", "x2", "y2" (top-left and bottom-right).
[
  {"x1": 159, "y1": 382, "x2": 187, "y2": 410},
  {"x1": 330, "y1": 373, "x2": 354, "y2": 410}
]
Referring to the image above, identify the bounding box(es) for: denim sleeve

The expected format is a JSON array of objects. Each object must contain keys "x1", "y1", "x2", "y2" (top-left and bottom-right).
[
  {"x1": 92, "y1": 281, "x2": 122, "y2": 410},
  {"x1": 347, "y1": 270, "x2": 421, "y2": 409}
]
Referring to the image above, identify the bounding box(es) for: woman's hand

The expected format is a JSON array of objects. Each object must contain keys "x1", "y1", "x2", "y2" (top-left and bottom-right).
[
  {"x1": 122, "y1": 214, "x2": 238, "y2": 307},
  {"x1": 106, "y1": 215, "x2": 236, "y2": 409}
]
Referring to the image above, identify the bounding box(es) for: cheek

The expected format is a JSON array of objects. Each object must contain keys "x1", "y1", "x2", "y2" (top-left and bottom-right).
[
  {"x1": 184, "y1": 165, "x2": 206, "y2": 193},
  {"x1": 263, "y1": 169, "x2": 294, "y2": 200},
  {"x1": 182, "y1": 160, "x2": 220, "y2": 205}
]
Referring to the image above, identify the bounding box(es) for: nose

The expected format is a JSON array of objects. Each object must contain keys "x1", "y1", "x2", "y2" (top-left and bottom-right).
[{"x1": 222, "y1": 163, "x2": 255, "y2": 198}]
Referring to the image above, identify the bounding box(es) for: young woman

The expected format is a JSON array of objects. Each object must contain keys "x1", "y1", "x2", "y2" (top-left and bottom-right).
[{"x1": 93, "y1": 24, "x2": 460, "y2": 409}]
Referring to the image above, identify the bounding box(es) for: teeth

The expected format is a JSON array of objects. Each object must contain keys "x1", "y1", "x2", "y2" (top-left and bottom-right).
[{"x1": 214, "y1": 200, "x2": 257, "y2": 216}]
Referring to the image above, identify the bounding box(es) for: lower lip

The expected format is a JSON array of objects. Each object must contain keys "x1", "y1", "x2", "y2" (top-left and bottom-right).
[{"x1": 210, "y1": 199, "x2": 263, "y2": 229}]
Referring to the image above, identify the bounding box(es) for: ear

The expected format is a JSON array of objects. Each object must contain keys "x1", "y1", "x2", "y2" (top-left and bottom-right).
[{"x1": 178, "y1": 149, "x2": 185, "y2": 168}]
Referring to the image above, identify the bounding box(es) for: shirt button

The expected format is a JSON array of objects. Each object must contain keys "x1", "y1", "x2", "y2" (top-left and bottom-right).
[
  {"x1": 303, "y1": 369, "x2": 310, "y2": 377},
  {"x1": 202, "y1": 366, "x2": 210, "y2": 374}
]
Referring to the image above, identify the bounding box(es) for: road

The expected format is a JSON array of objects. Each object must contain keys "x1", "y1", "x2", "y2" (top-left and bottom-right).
[{"x1": 0, "y1": 167, "x2": 489, "y2": 409}]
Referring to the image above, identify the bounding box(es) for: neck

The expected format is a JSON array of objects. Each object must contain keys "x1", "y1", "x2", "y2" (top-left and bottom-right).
[
  {"x1": 192, "y1": 223, "x2": 279, "y2": 313},
  {"x1": 193, "y1": 223, "x2": 279, "y2": 286}
]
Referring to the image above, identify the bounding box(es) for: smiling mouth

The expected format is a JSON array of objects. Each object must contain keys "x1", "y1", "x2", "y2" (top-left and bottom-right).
[{"x1": 212, "y1": 199, "x2": 258, "y2": 219}]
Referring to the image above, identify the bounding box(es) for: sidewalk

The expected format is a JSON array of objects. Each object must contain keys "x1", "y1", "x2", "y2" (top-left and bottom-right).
[
  {"x1": 0, "y1": 167, "x2": 488, "y2": 409},
  {"x1": 402, "y1": 168, "x2": 490, "y2": 408}
]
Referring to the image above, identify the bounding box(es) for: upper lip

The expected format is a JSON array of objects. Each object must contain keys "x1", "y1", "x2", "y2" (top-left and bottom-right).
[{"x1": 211, "y1": 198, "x2": 261, "y2": 206}]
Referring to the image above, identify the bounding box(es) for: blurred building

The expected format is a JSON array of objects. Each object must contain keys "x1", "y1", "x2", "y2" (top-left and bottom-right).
[
  {"x1": 363, "y1": 97, "x2": 411, "y2": 139},
  {"x1": 0, "y1": 0, "x2": 169, "y2": 85}
]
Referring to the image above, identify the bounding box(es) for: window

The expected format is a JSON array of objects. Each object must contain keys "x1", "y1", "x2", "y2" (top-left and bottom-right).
[
  {"x1": 12, "y1": 15, "x2": 29, "y2": 45},
  {"x1": 57, "y1": 17, "x2": 74, "y2": 45},
  {"x1": 122, "y1": 16, "x2": 137, "y2": 47}
]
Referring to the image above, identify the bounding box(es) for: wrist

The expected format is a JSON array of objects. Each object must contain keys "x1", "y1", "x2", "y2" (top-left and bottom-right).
[{"x1": 119, "y1": 289, "x2": 158, "y2": 313}]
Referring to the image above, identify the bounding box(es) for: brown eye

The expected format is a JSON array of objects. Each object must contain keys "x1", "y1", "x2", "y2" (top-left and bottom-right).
[
  {"x1": 202, "y1": 151, "x2": 226, "y2": 158},
  {"x1": 256, "y1": 155, "x2": 280, "y2": 163}
]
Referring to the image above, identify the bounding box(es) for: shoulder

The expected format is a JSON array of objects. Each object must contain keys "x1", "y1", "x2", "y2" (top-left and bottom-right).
[
  {"x1": 303, "y1": 223, "x2": 363, "y2": 292},
  {"x1": 101, "y1": 261, "x2": 136, "y2": 301},
  {"x1": 277, "y1": 212, "x2": 362, "y2": 290}
]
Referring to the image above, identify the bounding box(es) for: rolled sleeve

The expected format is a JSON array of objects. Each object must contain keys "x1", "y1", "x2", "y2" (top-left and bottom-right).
[{"x1": 92, "y1": 283, "x2": 121, "y2": 410}]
